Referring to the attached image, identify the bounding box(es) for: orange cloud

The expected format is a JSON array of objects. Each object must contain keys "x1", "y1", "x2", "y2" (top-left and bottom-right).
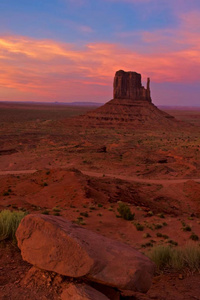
[{"x1": 1, "y1": 18, "x2": 200, "y2": 102}]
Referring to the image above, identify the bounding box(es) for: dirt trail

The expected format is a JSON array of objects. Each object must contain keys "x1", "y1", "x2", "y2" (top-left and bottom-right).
[
  {"x1": 0, "y1": 170, "x2": 37, "y2": 175},
  {"x1": 1, "y1": 169, "x2": 200, "y2": 186},
  {"x1": 81, "y1": 170, "x2": 200, "y2": 186}
]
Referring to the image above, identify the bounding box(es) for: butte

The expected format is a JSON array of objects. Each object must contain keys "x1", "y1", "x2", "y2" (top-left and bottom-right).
[{"x1": 72, "y1": 70, "x2": 187, "y2": 129}]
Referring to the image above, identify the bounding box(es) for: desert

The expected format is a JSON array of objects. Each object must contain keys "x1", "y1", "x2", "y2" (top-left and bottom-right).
[{"x1": 0, "y1": 70, "x2": 200, "y2": 299}]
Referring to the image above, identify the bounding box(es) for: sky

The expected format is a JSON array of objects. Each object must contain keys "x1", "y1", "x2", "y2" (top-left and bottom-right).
[{"x1": 0, "y1": 0, "x2": 200, "y2": 106}]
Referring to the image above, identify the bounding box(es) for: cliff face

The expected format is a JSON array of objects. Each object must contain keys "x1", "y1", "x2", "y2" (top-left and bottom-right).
[{"x1": 113, "y1": 70, "x2": 151, "y2": 102}]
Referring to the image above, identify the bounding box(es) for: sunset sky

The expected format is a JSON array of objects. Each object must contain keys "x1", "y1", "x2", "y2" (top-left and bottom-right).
[{"x1": 1, "y1": 0, "x2": 200, "y2": 106}]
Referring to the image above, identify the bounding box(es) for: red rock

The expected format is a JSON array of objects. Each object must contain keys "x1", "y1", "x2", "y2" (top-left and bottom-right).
[
  {"x1": 16, "y1": 214, "x2": 155, "y2": 293},
  {"x1": 73, "y1": 70, "x2": 184, "y2": 129},
  {"x1": 61, "y1": 283, "x2": 109, "y2": 300},
  {"x1": 113, "y1": 70, "x2": 151, "y2": 102}
]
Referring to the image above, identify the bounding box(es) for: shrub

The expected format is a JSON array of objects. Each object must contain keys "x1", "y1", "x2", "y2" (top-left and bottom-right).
[
  {"x1": 3, "y1": 191, "x2": 10, "y2": 196},
  {"x1": 141, "y1": 242, "x2": 153, "y2": 248},
  {"x1": 182, "y1": 225, "x2": 191, "y2": 232},
  {"x1": 157, "y1": 213, "x2": 165, "y2": 219},
  {"x1": 143, "y1": 232, "x2": 151, "y2": 238},
  {"x1": 117, "y1": 203, "x2": 134, "y2": 221},
  {"x1": 53, "y1": 212, "x2": 60, "y2": 216},
  {"x1": 154, "y1": 223, "x2": 163, "y2": 230},
  {"x1": 0, "y1": 210, "x2": 27, "y2": 242},
  {"x1": 148, "y1": 244, "x2": 200, "y2": 272},
  {"x1": 168, "y1": 239, "x2": 178, "y2": 246},
  {"x1": 80, "y1": 212, "x2": 89, "y2": 218},
  {"x1": 42, "y1": 210, "x2": 49, "y2": 215},
  {"x1": 190, "y1": 233, "x2": 199, "y2": 241},
  {"x1": 52, "y1": 207, "x2": 61, "y2": 212},
  {"x1": 134, "y1": 223, "x2": 144, "y2": 231}
]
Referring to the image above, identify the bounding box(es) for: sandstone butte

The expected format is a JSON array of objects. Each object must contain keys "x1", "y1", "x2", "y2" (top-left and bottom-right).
[
  {"x1": 16, "y1": 214, "x2": 155, "y2": 296},
  {"x1": 75, "y1": 70, "x2": 186, "y2": 129}
]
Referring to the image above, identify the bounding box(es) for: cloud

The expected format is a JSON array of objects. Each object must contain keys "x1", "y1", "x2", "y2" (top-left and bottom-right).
[
  {"x1": 1, "y1": 13, "x2": 200, "y2": 103},
  {"x1": 79, "y1": 25, "x2": 94, "y2": 33}
]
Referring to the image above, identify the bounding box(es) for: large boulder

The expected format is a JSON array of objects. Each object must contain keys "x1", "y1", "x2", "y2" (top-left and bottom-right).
[
  {"x1": 61, "y1": 283, "x2": 109, "y2": 300},
  {"x1": 16, "y1": 214, "x2": 155, "y2": 293}
]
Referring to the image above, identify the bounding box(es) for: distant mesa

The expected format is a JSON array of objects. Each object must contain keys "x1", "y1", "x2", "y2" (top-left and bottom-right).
[{"x1": 75, "y1": 70, "x2": 186, "y2": 129}]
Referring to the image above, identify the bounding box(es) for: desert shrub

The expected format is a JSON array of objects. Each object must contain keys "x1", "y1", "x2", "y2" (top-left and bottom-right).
[
  {"x1": 148, "y1": 244, "x2": 200, "y2": 272},
  {"x1": 134, "y1": 223, "x2": 144, "y2": 231},
  {"x1": 168, "y1": 239, "x2": 178, "y2": 246},
  {"x1": 156, "y1": 232, "x2": 163, "y2": 237},
  {"x1": 146, "y1": 211, "x2": 154, "y2": 217},
  {"x1": 141, "y1": 242, "x2": 153, "y2": 248},
  {"x1": 0, "y1": 210, "x2": 27, "y2": 242},
  {"x1": 157, "y1": 213, "x2": 165, "y2": 219},
  {"x1": 80, "y1": 212, "x2": 89, "y2": 217},
  {"x1": 143, "y1": 232, "x2": 151, "y2": 238},
  {"x1": 117, "y1": 203, "x2": 134, "y2": 221},
  {"x1": 52, "y1": 207, "x2": 61, "y2": 212},
  {"x1": 182, "y1": 225, "x2": 191, "y2": 232},
  {"x1": 156, "y1": 233, "x2": 169, "y2": 239},
  {"x1": 53, "y1": 212, "x2": 60, "y2": 216},
  {"x1": 190, "y1": 233, "x2": 199, "y2": 241},
  {"x1": 74, "y1": 217, "x2": 86, "y2": 225},
  {"x1": 42, "y1": 210, "x2": 49, "y2": 215},
  {"x1": 154, "y1": 223, "x2": 163, "y2": 229}
]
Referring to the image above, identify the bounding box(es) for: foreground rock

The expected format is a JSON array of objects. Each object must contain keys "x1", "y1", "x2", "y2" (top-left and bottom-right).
[
  {"x1": 16, "y1": 214, "x2": 155, "y2": 293},
  {"x1": 61, "y1": 283, "x2": 109, "y2": 300}
]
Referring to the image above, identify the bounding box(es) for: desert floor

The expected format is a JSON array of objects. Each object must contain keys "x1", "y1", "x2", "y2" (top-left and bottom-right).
[{"x1": 0, "y1": 102, "x2": 200, "y2": 299}]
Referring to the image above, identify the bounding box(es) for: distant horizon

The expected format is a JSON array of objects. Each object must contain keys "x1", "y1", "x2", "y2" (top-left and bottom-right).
[
  {"x1": 1, "y1": 100, "x2": 200, "y2": 109},
  {"x1": 1, "y1": 1, "x2": 200, "y2": 106}
]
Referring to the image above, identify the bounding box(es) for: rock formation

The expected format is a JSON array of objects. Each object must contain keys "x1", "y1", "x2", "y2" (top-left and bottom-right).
[
  {"x1": 113, "y1": 70, "x2": 151, "y2": 102},
  {"x1": 74, "y1": 70, "x2": 182, "y2": 129},
  {"x1": 16, "y1": 214, "x2": 155, "y2": 296}
]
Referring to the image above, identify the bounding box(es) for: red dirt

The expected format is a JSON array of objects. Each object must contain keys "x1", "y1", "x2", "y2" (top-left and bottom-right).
[{"x1": 0, "y1": 103, "x2": 200, "y2": 299}]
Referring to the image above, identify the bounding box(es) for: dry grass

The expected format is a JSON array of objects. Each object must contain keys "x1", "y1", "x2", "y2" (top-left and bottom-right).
[
  {"x1": 148, "y1": 244, "x2": 200, "y2": 272},
  {"x1": 0, "y1": 210, "x2": 27, "y2": 242}
]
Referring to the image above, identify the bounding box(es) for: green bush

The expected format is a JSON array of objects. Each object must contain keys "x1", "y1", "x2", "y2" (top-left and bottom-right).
[
  {"x1": 117, "y1": 202, "x2": 134, "y2": 221},
  {"x1": 0, "y1": 210, "x2": 27, "y2": 242},
  {"x1": 148, "y1": 244, "x2": 200, "y2": 272}
]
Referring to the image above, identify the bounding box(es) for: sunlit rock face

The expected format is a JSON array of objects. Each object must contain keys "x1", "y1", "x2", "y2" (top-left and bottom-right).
[{"x1": 113, "y1": 70, "x2": 151, "y2": 102}]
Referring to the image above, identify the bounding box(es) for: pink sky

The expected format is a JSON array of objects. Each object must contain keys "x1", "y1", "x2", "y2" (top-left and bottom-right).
[{"x1": 1, "y1": 2, "x2": 200, "y2": 106}]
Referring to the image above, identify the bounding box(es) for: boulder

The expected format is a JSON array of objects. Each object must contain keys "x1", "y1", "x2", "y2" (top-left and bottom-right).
[
  {"x1": 16, "y1": 214, "x2": 155, "y2": 293},
  {"x1": 61, "y1": 283, "x2": 109, "y2": 300}
]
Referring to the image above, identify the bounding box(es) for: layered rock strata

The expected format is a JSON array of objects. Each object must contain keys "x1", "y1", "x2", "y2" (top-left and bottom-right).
[{"x1": 74, "y1": 70, "x2": 181, "y2": 129}]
